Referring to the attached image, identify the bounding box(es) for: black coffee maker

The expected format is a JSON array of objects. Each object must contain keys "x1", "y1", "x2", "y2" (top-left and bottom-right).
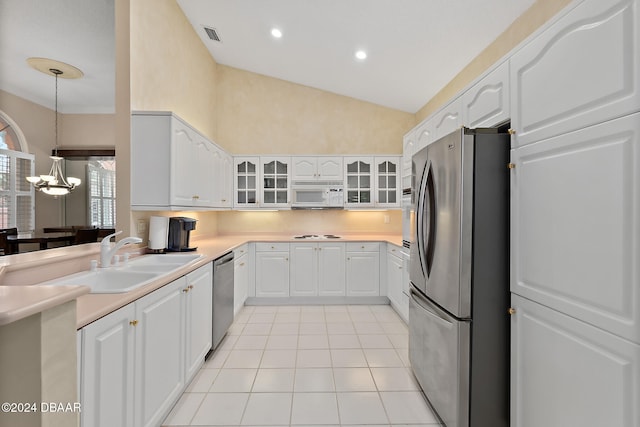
[{"x1": 167, "y1": 217, "x2": 197, "y2": 252}]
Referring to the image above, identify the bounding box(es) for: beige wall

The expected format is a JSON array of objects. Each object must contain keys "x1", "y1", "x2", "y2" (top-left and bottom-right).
[
  {"x1": 0, "y1": 89, "x2": 115, "y2": 232},
  {"x1": 217, "y1": 210, "x2": 401, "y2": 236},
  {"x1": 130, "y1": 0, "x2": 219, "y2": 142},
  {"x1": 60, "y1": 114, "x2": 116, "y2": 148},
  {"x1": 217, "y1": 66, "x2": 415, "y2": 155},
  {"x1": 415, "y1": 0, "x2": 574, "y2": 122}
]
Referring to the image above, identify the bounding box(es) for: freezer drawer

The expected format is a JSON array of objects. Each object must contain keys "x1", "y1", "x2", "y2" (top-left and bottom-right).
[{"x1": 409, "y1": 287, "x2": 470, "y2": 427}]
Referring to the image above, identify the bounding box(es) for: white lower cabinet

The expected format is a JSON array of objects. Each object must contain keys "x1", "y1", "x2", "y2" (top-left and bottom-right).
[
  {"x1": 81, "y1": 264, "x2": 213, "y2": 427},
  {"x1": 386, "y1": 244, "x2": 406, "y2": 320},
  {"x1": 81, "y1": 303, "x2": 136, "y2": 427},
  {"x1": 290, "y1": 243, "x2": 346, "y2": 297},
  {"x1": 134, "y1": 278, "x2": 185, "y2": 427},
  {"x1": 234, "y1": 244, "x2": 249, "y2": 315},
  {"x1": 183, "y1": 264, "x2": 213, "y2": 385},
  {"x1": 511, "y1": 294, "x2": 640, "y2": 427},
  {"x1": 346, "y1": 243, "x2": 380, "y2": 297},
  {"x1": 255, "y1": 243, "x2": 290, "y2": 297}
]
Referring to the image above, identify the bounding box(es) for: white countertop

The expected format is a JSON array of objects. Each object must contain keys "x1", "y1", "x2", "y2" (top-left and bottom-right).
[{"x1": 0, "y1": 233, "x2": 401, "y2": 329}]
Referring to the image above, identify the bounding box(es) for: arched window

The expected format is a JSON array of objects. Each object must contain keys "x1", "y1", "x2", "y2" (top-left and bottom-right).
[{"x1": 0, "y1": 110, "x2": 35, "y2": 233}]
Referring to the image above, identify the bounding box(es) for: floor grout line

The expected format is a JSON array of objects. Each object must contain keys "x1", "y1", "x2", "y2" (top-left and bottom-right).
[{"x1": 162, "y1": 304, "x2": 434, "y2": 426}]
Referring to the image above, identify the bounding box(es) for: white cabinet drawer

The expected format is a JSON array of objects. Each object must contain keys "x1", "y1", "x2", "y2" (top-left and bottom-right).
[
  {"x1": 387, "y1": 243, "x2": 402, "y2": 258},
  {"x1": 234, "y1": 243, "x2": 249, "y2": 258},
  {"x1": 255, "y1": 242, "x2": 290, "y2": 252},
  {"x1": 346, "y1": 242, "x2": 380, "y2": 252}
]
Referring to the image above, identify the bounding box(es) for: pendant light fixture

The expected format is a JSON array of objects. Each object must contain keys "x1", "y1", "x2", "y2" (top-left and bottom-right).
[{"x1": 26, "y1": 58, "x2": 83, "y2": 196}]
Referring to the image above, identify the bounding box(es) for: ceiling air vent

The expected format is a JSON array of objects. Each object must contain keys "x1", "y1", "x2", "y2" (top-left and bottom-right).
[{"x1": 204, "y1": 26, "x2": 221, "y2": 42}]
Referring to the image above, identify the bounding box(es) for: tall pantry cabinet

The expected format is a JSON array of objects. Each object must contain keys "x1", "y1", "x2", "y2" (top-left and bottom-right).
[{"x1": 508, "y1": 0, "x2": 640, "y2": 426}]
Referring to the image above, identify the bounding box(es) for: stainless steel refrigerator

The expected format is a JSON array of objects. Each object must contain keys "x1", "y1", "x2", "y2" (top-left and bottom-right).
[{"x1": 409, "y1": 128, "x2": 510, "y2": 427}]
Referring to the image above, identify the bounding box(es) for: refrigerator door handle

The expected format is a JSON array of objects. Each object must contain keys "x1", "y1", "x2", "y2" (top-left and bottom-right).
[
  {"x1": 417, "y1": 162, "x2": 437, "y2": 278},
  {"x1": 410, "y1": 286, "x2": 451, "y2": 324},
  {"x1": 424, "y1": 165, "x2": 437, "y2": 276},
  {"x1": 416, "y1": 162, "x2": 437, "y2": 279},
  {"x1": 415, "y1": 162, "x2": 428, "y2": 277}
]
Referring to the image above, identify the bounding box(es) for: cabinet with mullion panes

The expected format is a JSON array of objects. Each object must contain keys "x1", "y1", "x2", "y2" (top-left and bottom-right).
[
  {"x1": 261, "y1": 157, "x2": 290, "y2": 208},
  {"x1": 344, "y1": 157, "x2": 374, "y2": 208},
  {"x1": 375, "y1": 157, "x2": 400, "y2": 207},
  {"x1": 234, "y1": 157, "x2": 259, "y2": 208}
]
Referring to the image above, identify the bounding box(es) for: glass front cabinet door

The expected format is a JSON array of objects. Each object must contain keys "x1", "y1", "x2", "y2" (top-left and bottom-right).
[
  {"x1": 375, "y1": 157, "x2": 400, "y2": 207},
  {"x1": 344, "y1": 157, "x2": 374, "y2": 208},
  {"x1": 261, "y1": 157, "x2": 291, "y2": 208},
  {"x1": 234, "y1": 156, "x2": 259, "y2": 208}
]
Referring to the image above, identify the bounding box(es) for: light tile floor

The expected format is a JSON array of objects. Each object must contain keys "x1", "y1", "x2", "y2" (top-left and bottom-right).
[{"x1": 162, "y1": 304, "x2": 441, "y2": 427}]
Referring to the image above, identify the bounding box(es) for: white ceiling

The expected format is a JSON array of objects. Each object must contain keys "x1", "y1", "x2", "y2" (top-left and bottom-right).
[
  {"x1": 176, "y1": 0, "x2": 536, "y2": 113},
  {"x1": 0, "y1": 0, "x2": 115, "y2": 114},
  {"x1": 0, "y1": 0, "x2": 536, "y2": 115}
]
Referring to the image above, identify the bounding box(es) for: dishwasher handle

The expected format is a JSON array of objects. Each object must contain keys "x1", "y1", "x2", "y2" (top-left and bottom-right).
[{"x1": 214, "y1": 252, "x2": 234, "y2": 269}]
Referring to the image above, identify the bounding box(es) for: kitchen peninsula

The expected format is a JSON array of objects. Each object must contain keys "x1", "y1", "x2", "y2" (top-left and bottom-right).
[{"x1": 0, "y1": 231, "x2": 402, "y2": 426}]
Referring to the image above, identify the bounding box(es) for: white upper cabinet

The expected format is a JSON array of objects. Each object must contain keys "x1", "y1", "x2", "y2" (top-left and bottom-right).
[
  {"x1": 510, "y1": 0, "x2": 640, "y2": 147},
  {"x1": 261, "y1": 157, "x2": 291, "y2": 208},
  {"x1": 344, "y1": 156, "x2": 401, "y2": 208},
  {"x1": 292, "y1": 156, "x2": 343, "y2": 181},
  {"x1": 511, "y1": 112, "x2": 640, "y2": 343},
  {"x1": 212, "y1": 148, "x2": 233, "y2": 208},
  {"x1": 375, "y1": 156, "x2": 401, "y2": 208},
  {"x1": 462, "y1": 60, "x2": 510, "y2": 128},
  {"x1": 402, "y1": 130, "x2": 416, "y2": 190},
  {"x1": 414, "y1": 118, "x2": 434, "y2": 154},
  {"x1": 131, "y1": 112, "x2": 231, "y2": 210},
  {"x1": 432, "y1": 97, "x2": 463, "y2": 141},
  {"x1": 344, "y1": 157, "x2": 374, "y2": 208},
  {"x1": 234, "y1": 157, "x2": 259, "y2": 208}
]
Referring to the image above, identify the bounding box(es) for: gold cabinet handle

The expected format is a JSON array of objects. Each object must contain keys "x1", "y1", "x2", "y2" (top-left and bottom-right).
[
  {"x1": 508, "y1": 128, "x2": 516, "y2": 135},
  {"x1": 507, "y1": 163, "x2": 516, "y2": 169},
  {"x1": 240, "y1": 262, "x2": 245, "y2": 266},
  {"x1": 508, "y1": 308, "x2": 516, "y2": 315},
  {"x1": 361, "y1": 245, "x2": 365, "y2": 249},
  {"x1": 188, "y1": 285, "x2": 194, "y2": 290},
  {"x1": 192, "y1": 195, "x2": 200, "y2": 199},
  {"x1": 129, "y1": 320, "x2": 138, "y2": 326},
  {"x1": 182, "y1": 288, "x2": 190, "y2": 293}
]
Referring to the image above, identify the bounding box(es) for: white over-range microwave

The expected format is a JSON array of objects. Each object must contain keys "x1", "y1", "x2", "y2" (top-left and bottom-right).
[{"x1": 291, "y1": 181, "x2": 344, "y2": 209}]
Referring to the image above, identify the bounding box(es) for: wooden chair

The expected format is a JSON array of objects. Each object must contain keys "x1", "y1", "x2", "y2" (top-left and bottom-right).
[
  {"x1": 73, "y1": 228, "x2": 100, "y2": 245},
  {"x1": 0, "y1": 228, "x2": 18, "y2": 255}
]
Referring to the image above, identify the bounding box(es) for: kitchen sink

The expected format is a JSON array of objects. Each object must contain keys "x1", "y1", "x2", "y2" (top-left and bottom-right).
[
  {"x1": 38, "y1": 269, "x2": 159, "y2": 294},
  {"x1": 126, "y1": 253, "x2": 202, "y2": 267},
  {"x1": 37, "y1": 253, "x2": 203, "y2": 293}
]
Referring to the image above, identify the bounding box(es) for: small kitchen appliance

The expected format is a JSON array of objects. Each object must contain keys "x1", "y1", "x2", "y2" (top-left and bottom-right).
[
  {"x1": 167, "y1": 216, "x2": 197, "y2": 252},
  {"x1": 291, "y1": 181, "x2": 344, "y2": 209}
]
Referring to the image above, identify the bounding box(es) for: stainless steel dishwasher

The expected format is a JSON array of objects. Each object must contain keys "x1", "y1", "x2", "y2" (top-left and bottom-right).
[{"x1": 210, "y1": 251, "x2": 234, "y2": 354}]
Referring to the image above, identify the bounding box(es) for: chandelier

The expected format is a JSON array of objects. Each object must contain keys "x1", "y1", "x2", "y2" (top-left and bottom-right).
[{"x1": 26, "y1": 59, "x2": 83, "y2": 196}]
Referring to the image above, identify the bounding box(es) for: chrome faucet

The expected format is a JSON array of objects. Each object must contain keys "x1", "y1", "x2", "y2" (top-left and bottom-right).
[{"x1": 100, "y1": 231, "x2": 143, "y2": 268}]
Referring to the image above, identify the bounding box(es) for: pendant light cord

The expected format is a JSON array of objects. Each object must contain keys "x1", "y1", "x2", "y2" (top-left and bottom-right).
[{"x1": 50, "y1": 68, "x2": 62, "y2": 157}]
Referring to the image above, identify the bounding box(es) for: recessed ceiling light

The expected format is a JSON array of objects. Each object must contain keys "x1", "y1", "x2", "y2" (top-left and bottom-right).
[
  {"x1": 271, "y1": 28, "x2": 283, "y2": 38},
  {"x1": 355, "y1": 50, "x2": 367, "y2": 60}
]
